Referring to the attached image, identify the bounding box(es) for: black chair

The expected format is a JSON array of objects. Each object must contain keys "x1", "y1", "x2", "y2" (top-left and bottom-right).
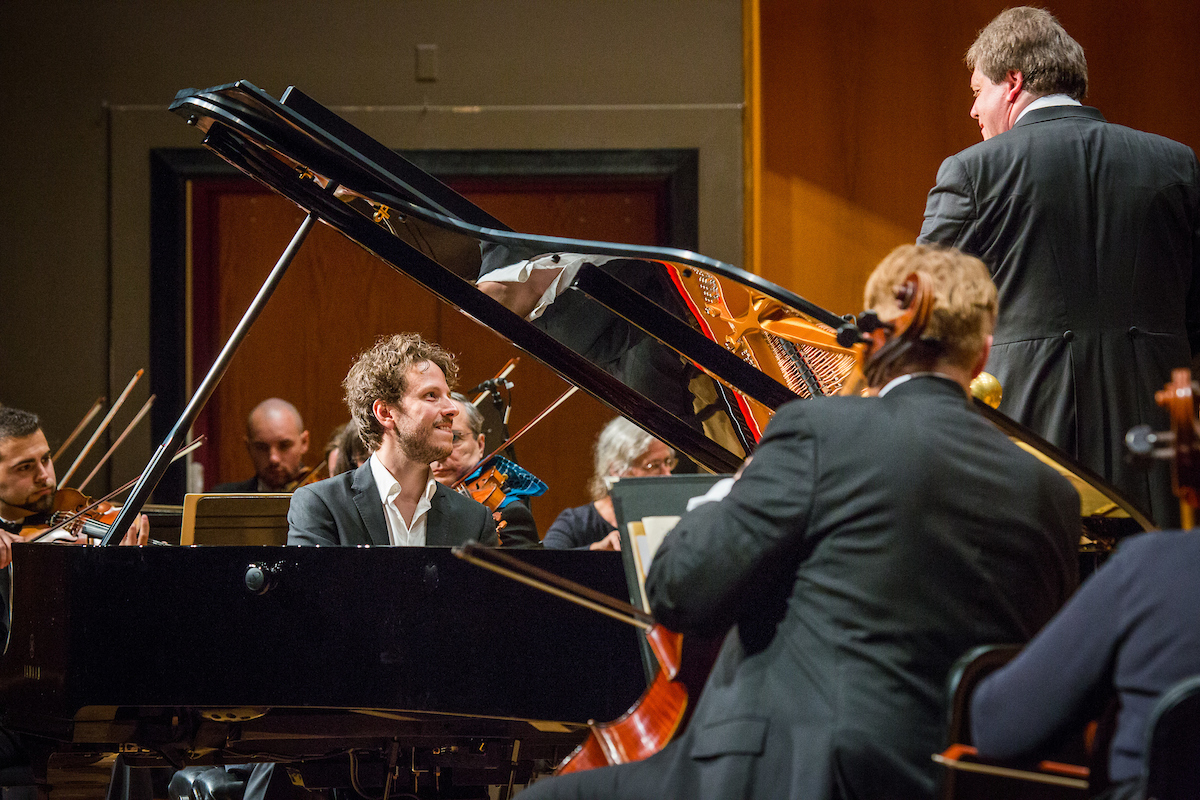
[
  {"x1": 1144, "y1": 674, "x2": 1200, "y2": 800},
  {"x1": 936, "y1": 644, "x2": 1092, "y2": 800}
]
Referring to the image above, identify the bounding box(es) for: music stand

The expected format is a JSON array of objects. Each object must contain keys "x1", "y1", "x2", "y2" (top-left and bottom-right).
[{"x1": 179, "y1": 493, "x2": 292, "y2": 546}]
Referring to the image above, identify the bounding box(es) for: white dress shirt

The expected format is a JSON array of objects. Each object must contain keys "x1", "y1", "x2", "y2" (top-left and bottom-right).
[
  {"x1": 1015, "y1": 93, "x2": 1082, "y2": 124},
  {"x1": 369, "y1": 453, "x2": 438, "y2": 546}
]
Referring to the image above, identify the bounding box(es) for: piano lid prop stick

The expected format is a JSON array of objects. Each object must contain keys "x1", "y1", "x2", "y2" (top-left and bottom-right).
[
  {"x1": 77, "y1": 394, "x2": 155, "y2": 492},
  {"x1": 102, "y1": 206, "x2": 325, "y2": 545},
  {"x1": 59, "y1": 369, "x2": 144, "y2": 487},
  {"x1": 53, "y1": 397, "x2": 105, "y2": 463}
]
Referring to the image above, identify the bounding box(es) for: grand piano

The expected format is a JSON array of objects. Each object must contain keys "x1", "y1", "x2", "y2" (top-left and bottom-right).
[{"x1": 0, "y1": 82, "x2": 1154, "y2": 798}]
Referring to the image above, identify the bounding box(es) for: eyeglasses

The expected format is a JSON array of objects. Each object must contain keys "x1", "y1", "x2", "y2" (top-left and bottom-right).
[{"x1": 636, "y1": 456, "x2": 678, "y2": 473}]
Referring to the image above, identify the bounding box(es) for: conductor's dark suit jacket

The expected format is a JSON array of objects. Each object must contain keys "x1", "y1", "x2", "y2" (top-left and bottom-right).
[
  {"x1": 918, "y1": 105, "x2": 1200, "y2": 526},
  {"x1": 287, "y1": 461, "x2": 497, "y2": 547},
  {"x1": 519, "y1": 377, "x2": 1079, "y2": 800}
]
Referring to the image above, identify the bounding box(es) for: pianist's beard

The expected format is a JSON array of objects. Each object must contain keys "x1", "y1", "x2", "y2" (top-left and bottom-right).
[{"x1": 395, "y1": 417, "x2": 454, "y2": 465}]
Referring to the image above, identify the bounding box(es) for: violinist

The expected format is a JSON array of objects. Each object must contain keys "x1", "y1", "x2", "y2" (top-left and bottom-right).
[
  {"x1": 519, "y1": 245, "x2": 1080, "y2": 800},
  {"x1": 287, "y1": 333, "x2": 496, "y2": 548},
  {"x1": 0, "y1": 408, "x2": 149, "y2": 638},
  {"x1": 431, "y1": 393, "x2": 541, "y2": 548},
  {"x1": 212, "y1": 398, "x2": 311, "y2": 492}
]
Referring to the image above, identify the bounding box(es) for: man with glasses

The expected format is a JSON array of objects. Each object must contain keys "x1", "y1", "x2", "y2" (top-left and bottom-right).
[{"x1": 431, "y1": 392, "x2": 541, "y2": 548}]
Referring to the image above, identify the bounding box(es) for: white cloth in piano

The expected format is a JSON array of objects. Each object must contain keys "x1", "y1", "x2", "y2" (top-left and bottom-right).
[{"x1": 482, "y1": 253, "x2": 621, "y2": 321}]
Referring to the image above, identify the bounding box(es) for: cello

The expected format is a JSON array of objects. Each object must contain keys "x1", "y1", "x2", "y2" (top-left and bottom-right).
[
  {"x1": 452, "y1": 542, "x2": 697, "y2": 772},
  {"x1": 1126, "y1": 367, "x2": 1200, "y2": 529}
]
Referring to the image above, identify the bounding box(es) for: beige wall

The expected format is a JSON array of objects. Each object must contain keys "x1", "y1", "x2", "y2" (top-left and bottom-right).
[{"x1": 0, "y1": 1, "x2": 746, "y2": 487}]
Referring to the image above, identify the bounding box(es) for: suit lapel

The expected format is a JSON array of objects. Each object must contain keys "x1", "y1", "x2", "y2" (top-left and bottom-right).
[
  {"x1": 426, "y1": 484, "x2": 449, "y2": 547},
  {"x1": 351, "y1": 462, "x2": 391, "y2": 546}
]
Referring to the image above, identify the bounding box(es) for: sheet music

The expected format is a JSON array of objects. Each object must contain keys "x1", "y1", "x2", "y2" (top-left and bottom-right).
[{"x1": 627, "y1": 515, "x2": 681, "y2": 611}]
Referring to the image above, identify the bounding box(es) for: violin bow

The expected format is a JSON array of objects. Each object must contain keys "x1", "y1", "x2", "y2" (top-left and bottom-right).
[
  {"x1": 52, "y1": 397, "x2": 105, "y2": 463},
  {"x1": 59, "y1": 369, "x2": 144, "y2": 487},
  {"x1": 453, "y1": 541, "x2": 653, "y2": 630},
  {"x1": 26, "y1": 436, "x2": 203, "y2": 543},
  {"x1": 77, "y1": 394, "x2": 155, "y2": 492}
]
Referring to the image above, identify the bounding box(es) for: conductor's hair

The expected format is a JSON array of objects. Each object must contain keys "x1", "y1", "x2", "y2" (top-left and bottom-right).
[
  {"x1": 967, "y1": 7, "x2": 1088, "y2": 100},
  {"x1": 344, "y1": 333, "x2": 459, "y2": 451},
  {"x1": 863, "y1": 245, "x2": 997, "y2": 374},
  {"x1": 0, "y1": 408, "x2": 41, "y2": 445}
]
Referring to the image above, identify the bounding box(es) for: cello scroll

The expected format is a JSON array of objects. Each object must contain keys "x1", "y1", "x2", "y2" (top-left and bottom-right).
[{"x1": 1126, "y1": 367, "x2": 1200, "y2": 529}]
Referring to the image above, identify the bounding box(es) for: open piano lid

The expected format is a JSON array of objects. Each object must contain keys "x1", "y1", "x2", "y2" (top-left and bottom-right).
[{"x1": 168, "y1": 81, "x2": 1152, "y2": 534}]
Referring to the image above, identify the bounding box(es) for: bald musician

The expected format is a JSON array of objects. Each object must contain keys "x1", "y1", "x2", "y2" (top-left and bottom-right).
[{"x1": 213, "y1": 398, "x2": 310, "y2": 492}]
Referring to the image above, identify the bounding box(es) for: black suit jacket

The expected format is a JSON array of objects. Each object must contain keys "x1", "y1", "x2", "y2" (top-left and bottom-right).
[
  {"x1": 495, "y1": 500, "x2": 541, "y2": 548},
  {"x1": 919, "y1": 105, "x2": 1200, "y2": 526},
  {"x1": 287, "y1": 461, "x2": 497, "y2": 547},
  {"x1": 521, "y1": 377, "x2": 1079, "y2": 800}
]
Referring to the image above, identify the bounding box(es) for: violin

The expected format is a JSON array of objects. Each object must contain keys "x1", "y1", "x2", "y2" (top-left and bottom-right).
[
  {"x1": 17, "y1": 486, "x2": 122, "y2": 543},
  {"x1": 458, "y1": 456, "x2": 547, "y2": 510},
  {"x1": 461, "y1": 463, "x2": 508, "y2": 512},
  {"x1": 453, "y1": 542, "x2": 711, "y2": 775},
  {"x1": 287, "y1": 463, "x2": 327, "y2": 491},
  {"x1": 456, "y1": 456, "x2": 548, "y2": 541}
]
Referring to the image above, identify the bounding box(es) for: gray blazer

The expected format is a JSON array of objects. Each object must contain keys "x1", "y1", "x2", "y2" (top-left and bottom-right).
[
  {"x1": 919, "y1": 105, "x2": 1200, "y2": 527},
  {"x1": 287, "y1": 461, "x2": 497, "y2": 547}
]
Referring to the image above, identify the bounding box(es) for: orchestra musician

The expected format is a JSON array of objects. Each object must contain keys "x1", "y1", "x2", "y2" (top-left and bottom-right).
[
  {"x1": 286, "y1": 333, "x2": 497, "y2": 547},
  {"x1": 212, "y1": 397, "x2": 311, "y2": 492},
  {"x1": 540, "y1": 416, "x2": 675, "y2": 551},
  {"x1": 0, "y1": 407, "x2": 150, "y2": 640},
  {"x1": 431, "y1": 392, "x2": 541, "y2": 548},
  {"x1": 970, "y1": 529, "x2": 1200, "y2": 800},
  {"x1": 519, "y1": 244, "x2": 1080, "y2": 800},
  {"x1": 324, "y1": 418, "x2": 371, "y2": 478},
  {"x1": 917, "y1": 6, "x2": 1200, "y2": 527}
]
